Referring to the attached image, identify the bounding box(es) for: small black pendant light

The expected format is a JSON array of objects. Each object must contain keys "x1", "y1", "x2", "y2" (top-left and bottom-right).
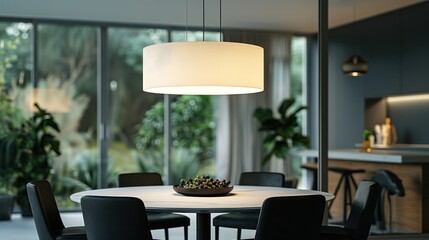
[
  {"x1": 342, "y1": 1, "x2": 368, "y2": 77},
  {"x1": 342, "y1": 55, "x2": 368, "y2": 76}
]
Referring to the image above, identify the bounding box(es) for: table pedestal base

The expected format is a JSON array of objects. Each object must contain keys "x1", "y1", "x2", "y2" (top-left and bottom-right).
[{"x1": 196, "y1": 213, "x2": 211, "y2": 240}]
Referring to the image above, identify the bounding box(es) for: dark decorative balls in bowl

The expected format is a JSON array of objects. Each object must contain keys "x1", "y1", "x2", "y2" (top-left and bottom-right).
[{"x1": 173, "y1": 175, "x2": 233, "y2": 196}]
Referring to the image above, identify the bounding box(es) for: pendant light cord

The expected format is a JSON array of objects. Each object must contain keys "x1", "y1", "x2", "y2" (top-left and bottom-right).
[
  {"x1": 186, "y1": 0, "x2": 188, "y2": 41},
  {"x1": 219, "y1": 0, "x2": 222, "y2": 41},
  {"x1": 353, "y1": 1, "x2": 356, "y2": 54},
  {"x1": 202, "y1": 0, "x2": 205, "y2": 41}
]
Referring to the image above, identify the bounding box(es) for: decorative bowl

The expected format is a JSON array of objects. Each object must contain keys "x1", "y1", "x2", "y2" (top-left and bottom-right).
[{"x1": 173, "y1": 185, "x2": 233, "y2": 197}]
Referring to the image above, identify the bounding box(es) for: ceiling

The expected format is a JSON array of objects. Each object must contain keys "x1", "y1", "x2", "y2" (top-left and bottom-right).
[{"x1": 0, "y1": 0, "x2": 426, "y2": 33}]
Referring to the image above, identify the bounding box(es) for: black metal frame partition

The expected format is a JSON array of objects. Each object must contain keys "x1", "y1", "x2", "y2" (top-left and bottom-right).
[{"x1": 318, "y1": 0, "x2": 329, "y2": 193}]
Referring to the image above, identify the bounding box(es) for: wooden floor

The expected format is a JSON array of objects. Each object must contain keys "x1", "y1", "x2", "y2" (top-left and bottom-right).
[{"x1": 1, "y1": 212, "x2": 428, "y2": 240}]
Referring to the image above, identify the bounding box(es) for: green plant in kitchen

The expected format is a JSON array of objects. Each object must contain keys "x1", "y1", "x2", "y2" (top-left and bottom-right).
[
  {"x1": 253, "y1": 98, "x2": 310, "y2": 166},
  {"x1": 363, "y1": 129, "x2": 372, "y2": 140},
  {"x1": 11, "y1": 103, "x2": 61, "y2": 216},
  {"x1": 362, "y1": 129, "x2": 373, "y2": 152}
]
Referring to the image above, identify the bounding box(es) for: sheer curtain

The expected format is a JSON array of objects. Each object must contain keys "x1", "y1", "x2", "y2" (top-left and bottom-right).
[{"x1": 216, "y1": 30, "x2": 292, "y2": 183}]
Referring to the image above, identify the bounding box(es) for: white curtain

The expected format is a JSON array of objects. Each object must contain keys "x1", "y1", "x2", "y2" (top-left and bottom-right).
[
  {"x1": 268, "y1": 35, "x2": 293, "y2": 175},
  {"x1": 216, "y1": 31, "x2": 292, "y2": 183}
]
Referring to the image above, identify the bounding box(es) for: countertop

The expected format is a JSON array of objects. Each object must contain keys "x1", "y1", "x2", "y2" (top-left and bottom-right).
[
  {"x1": 296, "y1": 149, "x2": 429, "y2": 164},
  {"x1": 354, "y1": 143, "x2": 429, "y2": 151}
]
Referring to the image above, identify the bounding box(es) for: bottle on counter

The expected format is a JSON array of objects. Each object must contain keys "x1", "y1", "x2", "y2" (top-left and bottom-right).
[{"x1": 381, "y1": 117, "x2": 397, "y2": 145}]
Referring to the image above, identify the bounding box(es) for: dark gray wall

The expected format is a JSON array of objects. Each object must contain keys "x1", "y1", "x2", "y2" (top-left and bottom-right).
[{"x1": 309, "y1": 2, "x2": 429, "y2": 148}]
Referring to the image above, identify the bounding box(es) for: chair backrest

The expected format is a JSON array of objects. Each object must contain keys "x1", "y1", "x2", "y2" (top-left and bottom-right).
[
  {"x1": 254, "y1": 195, "x2": 326, "y2": 240},
  {"x1": 239, "y1": 172, "x2": 285, "y2": 187},
  {"x1": 117, "y1": 172, "x2": 163, "y2": 187},
  {"x1": 26, "y1": 180, "x2": 65, "y2": 240},
  {"x1": 81, "y1": 196, "x2": 153, "y2": 240},
  {"x1": 345, "y1": 180, "x2": 381, "y2": 240},
  {"x1": 372, "y1": 170, "x2": 405, "y2": 196}
]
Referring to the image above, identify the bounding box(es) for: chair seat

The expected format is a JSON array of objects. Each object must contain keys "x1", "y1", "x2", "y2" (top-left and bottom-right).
[
  {"x1": 213, "y1": 211, "x2": 259, "y2": 229},
  {"x1": 147, "y1": 212, "x2": 190, "y2": 230},
  {"x1": 55, "y1": 226, "x2": 87, "y2": 240},
  {"x1": 320, "y1": 224, "x2": 353, "y2": 240}
]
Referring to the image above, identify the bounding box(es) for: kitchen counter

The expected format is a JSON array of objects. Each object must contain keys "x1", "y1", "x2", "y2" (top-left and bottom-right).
[
  {"x1": 354, "y1": 143, "x2": 429, "y2": 151},
  {"x1": 297, "y1": 148, "x2": 429, "y2": 233},
  {"x1": 297, "y1": 149, "x2": 429, "y2": 164}
]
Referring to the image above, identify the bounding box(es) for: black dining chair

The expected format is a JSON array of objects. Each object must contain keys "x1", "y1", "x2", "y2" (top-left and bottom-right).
[
  {"x1": 213, "y1": 172, "x2": 285, "y2": 240},
  {"x1": 254, "y1": 195, "x2": 326, "y2": 240},
  {"x1": 117, "y1": 172, "x2": 190, "y2": 240},
  {"x1": 320, "y1": 180, "x2": 381, "y2": 240},
  {"x1": 372, "y1": 170, "x2": 405, "y2": 232},
  {"x1": 26, "y1": 180, "x2": 87, "y2": 240},
  {"x1": 81, "y1": 195, "x2": 157, "y2": 240}
]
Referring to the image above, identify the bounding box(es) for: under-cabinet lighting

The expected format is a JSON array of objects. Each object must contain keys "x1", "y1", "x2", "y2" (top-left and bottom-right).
[{"x1": 386, "y1": 94, "x2": 429, "y2": 103}]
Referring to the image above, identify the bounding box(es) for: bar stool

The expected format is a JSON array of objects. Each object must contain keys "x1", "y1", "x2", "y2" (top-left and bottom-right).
[
  {"x1": 328, "y1": 166, "x2": 365, "y2": 225},
  {"x1": 301, "y1": 162, "x2": 365, "y2": 224}
]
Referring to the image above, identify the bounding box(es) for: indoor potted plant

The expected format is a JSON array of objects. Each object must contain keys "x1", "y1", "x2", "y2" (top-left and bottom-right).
[
  {"x1": 10, "y1": 103, "x2": 61, "y2": 216},
  {"x1": 0, "y1": 88, "x2": 23, "y2": 220},
  {"x1": 0, "y1": 138, "x2": 15, "y2": 220},
  {"x1": 253, "y1": 98, "x2": 310, "y2": 166},
  {"x1": 362, "y1": 129, "x2": 372, "y2": 152},
  {"x1": 0, "y1": 152, "x2": 15, "y2": 220}
]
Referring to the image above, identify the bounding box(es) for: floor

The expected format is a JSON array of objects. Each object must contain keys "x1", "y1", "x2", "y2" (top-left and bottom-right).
[
  {"x1": 0, "y1": 212, "x2": 256, "y2": 240},
  {"x1": 1, "y1": 212, "x2": 429, "y2": 240}
]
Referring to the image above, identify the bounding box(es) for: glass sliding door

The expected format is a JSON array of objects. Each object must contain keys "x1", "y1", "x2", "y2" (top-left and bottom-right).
[
  {"x1": 1, "y1": 19, "x2": 224, "y2": 199},
  {"x1": 108, "y1": 28, "x2": 167, "y2": 182},
  {"x1": 37, "y1": 23, "x2": 98, "y2": 209}
]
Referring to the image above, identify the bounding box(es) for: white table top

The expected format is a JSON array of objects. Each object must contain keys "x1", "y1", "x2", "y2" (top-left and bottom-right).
[{"x1": 71, "y1": 185, "x2": 335, "y2": 213}]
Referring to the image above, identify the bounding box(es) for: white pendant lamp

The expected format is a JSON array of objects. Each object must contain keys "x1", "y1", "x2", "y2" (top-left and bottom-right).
[{"x1": 142, "y1": 0, "x2": 264, "y2": 95}]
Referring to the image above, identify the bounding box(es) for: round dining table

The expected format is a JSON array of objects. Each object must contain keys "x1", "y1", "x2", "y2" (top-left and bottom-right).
[{"x1": 71, "y1": 185, "x2": 335, "y2": 240}]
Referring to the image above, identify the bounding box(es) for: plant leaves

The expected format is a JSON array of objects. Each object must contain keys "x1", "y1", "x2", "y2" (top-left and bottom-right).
[
  {"x1": 254, "y1": 97, "x2": 310, "y2": 167},
  {"x1": 278, "y1": 98, "x2": 295, "y2": 118},
  {"x1": 258, "y1": 119, "x2": 282, "y2": 132},
  {"x1": 288, "y1": 105, "x2": 308, "y2": 119},
  {"x1": 253, "y1": 108, "x2": 273, "y2": 122},
  {"x1": 262, "y1": 152, "x2": 273, "y2": 167},
  {"x1": 273, "y1": 140, "x2": 289, "y2": 159},
  {"x1": 263, "y1": 134, "x2": 277, "y2": 144}
]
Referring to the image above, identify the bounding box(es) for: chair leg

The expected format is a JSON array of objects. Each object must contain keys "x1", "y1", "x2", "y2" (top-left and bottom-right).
[
  {"x1": 215, "y1": 226, "x2": 219, "y2": 240},
  {"x1": 328, "y1": 175, "x2": 345, "y2": 211},
  {"x1": 236, "y1": 228, "x2": 242, "y2": 240},
  {"x1": 184, "y1": 226, "x2": 188, "y2": 240},
  {"x1": 343, "y1": 175, "x2": 351, "y2": 225},
  {"x1": 164, "y1": 228, "x2": 169, "y2": 240}
]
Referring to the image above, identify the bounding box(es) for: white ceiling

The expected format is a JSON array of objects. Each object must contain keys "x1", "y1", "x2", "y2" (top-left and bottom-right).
[{"x1": 0, "y1": 0, "x2": 426, "y2": 33}]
